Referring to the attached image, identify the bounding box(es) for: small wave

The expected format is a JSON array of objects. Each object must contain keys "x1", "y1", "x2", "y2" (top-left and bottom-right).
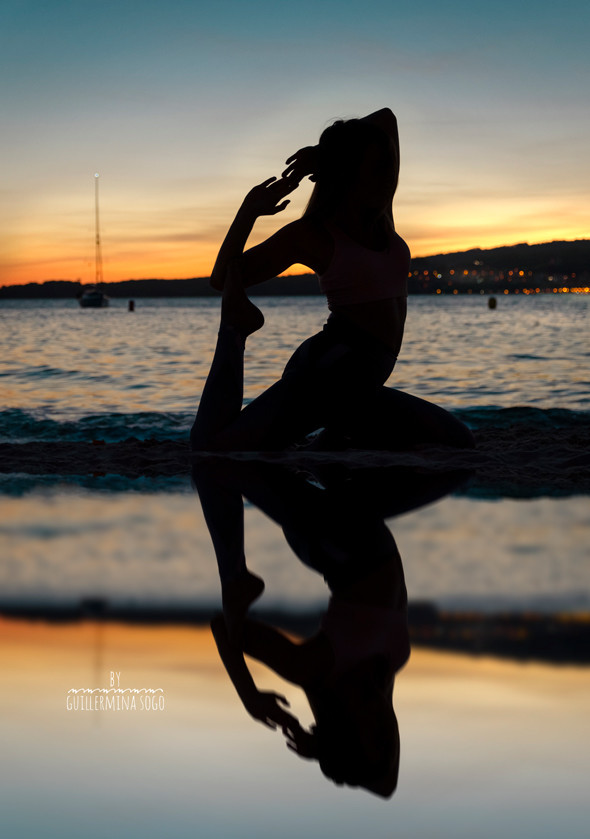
[
  {"x1": 506, "y1": 354, "x2": 549, "y2": 361},
  {"x1": 14, "y1": 365, "x2": 82, "y2": 380},
  {"x1": 0, "y1": 408, "x2": 193, "y2": 443},
  {"x1": 455, "y1": 406, "x2": 590, "y2": 431},
  {"x1": 1, "y1": 406, "x2": 588, "y2": 445}
]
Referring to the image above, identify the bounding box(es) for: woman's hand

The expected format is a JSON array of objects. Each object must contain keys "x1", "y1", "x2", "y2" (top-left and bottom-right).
[
  {"x1": 245, "y1": 690, "x2": 296, "y2": 730},
  {"x1": 283, "y1": 720, "x2": 318, "y2": 759},
  {"x1": 242, "y1": 176, "x2": 299, "y2": 218},
  {"x1": 282, "y1": 146, "x2": 318, "y2": 183}
]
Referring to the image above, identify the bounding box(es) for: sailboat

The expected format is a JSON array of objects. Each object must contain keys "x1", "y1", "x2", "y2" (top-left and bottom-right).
[{"x1": 78, "y1": 173, "x2": 110, "y2": 308}]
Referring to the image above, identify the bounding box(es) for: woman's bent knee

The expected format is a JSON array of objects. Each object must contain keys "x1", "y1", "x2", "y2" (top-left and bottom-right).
[{"x1": 447, "y1": 417, "x2": 476, "y2": 449}]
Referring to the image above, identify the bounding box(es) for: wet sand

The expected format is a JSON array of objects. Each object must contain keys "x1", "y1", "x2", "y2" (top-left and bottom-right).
[{"x1": 1, "y1": 412, "x2": 590, "y2": 497}]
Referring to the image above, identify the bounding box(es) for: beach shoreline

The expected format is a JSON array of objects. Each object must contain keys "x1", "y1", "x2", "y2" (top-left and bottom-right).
[{"x1": 1, "y1": 419, "x2": 589, "y2": 497}]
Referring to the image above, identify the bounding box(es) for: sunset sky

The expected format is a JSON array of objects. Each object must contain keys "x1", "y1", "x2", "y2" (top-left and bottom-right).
[{"x1": 1, "y1": 0, "x2": 588, "y2": 286}]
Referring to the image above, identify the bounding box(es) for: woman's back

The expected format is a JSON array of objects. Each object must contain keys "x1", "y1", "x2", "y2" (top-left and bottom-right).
[
  {"x1": 319, "y1": 220, "x2": 410, "y2": 305},
  {"x1": 316, "y1": 217, "x2": 410, "y2": 353}
]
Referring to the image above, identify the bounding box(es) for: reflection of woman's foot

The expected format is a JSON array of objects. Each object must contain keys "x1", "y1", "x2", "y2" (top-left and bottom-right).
[
  {"x1": 221, "y1": 262, "x2": 264, "y2": 340},
  {"x1": 222, "y1": 569, "x2": 265, "y2": 644}
]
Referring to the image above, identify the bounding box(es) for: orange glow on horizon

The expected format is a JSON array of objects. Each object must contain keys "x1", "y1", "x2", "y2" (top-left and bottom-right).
[
  {"x1": 1, "y1": 224, "x2": 588, "y2": 288},
  {"x1": 2, "y1": 176, "x2": 588, "y2": 287},
  {"x1": 0, "y1": 616, "x2": 221, "y2": 668}
]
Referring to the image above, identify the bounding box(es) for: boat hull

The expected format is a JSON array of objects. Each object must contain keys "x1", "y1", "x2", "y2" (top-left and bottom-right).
[{"x1": 79, "y1": 293, "x2": 110, "y2": 308}]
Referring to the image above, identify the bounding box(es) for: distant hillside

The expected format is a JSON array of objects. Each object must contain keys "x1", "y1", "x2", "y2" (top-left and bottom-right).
[
  {"x1": 410, "y1": 239, "x2": 590, "y2": 274},
  {"x1": 1, "y1": 239, "x2": 588, "y2": 299},
  {"x1": 0, "y1": 274, "x2": 320, "y2": 299}
]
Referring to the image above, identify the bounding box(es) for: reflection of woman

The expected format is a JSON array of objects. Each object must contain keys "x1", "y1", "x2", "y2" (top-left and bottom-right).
[
  {"x1": 194, "y1": 461, "x2": 468, "y2": 796},
  {"x1": 190, "y1": 108, "x2": 474, "y2": 452},
  {"x1": 212, "y1": 559, "x2": 407, "y2": 798}
]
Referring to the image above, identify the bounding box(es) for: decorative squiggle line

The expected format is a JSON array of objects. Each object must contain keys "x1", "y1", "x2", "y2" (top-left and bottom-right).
[{"x1": 67, "y1": 687, "x2": 164, "y2": 694}]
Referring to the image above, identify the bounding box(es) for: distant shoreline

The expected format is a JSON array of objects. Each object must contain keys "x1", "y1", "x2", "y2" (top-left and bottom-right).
[
  {"x1": 1, "y1": 238, "x2": 588, "y2": 299},
  {"x1": 0, "y1": 605, "x2": 588, "y2": 665}
]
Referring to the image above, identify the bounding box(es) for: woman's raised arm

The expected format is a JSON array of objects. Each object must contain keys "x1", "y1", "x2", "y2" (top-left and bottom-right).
[
  {"x1": 360, "y1": 108, "x2": 398, "y2": 140},
  {"x1": 209, "y1": 176, "x2": 299, "y2": 290},
  {"x1": 236, "y1": 217, "x2": 327, "y2": 287},
  {"x1": 361, "y1": 107, "x2": 400, "y2": 180},
  {"x1": 211, "y1": 613, "x2": 298, "y2": 730}
]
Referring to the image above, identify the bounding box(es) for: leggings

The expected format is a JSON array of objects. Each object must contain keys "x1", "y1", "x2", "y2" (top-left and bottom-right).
[{"x1": 277, "y1": 313, "x2": 398, "y2": 443}]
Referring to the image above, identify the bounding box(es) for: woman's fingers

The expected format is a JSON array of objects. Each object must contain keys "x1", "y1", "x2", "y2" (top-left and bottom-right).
[
  {"x1": 270, "y1": 200, "x2": 289, "y2": 214},
  {"x1": 261, "y1": 175, "x2": 292, "y2": 190},
  {"x1": 282, "y1": 147, "x2": 316, "y2": 181},
  {"x1": 282, "y1": 154, "x2": 299, "y2": 175},
  {"x1": 243, "y1": 174, "x2": 298, "y2": 216},
  {"x1": 282, "y1": 161, "x2": 306, "y2": 181},
  {"x1": 284, "y1": 147, "x2": 307, "y2": 165},
  {"x1": 274, "y1": 175, "x2": 298, "y2": 192}
]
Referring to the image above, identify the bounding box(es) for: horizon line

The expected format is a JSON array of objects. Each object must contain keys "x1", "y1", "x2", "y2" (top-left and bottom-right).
[{"x1": 3, "y1": 236, "x2": 588, "y2": 289}]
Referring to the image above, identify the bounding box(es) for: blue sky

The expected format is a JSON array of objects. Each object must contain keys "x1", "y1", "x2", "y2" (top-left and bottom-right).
[{"x1": 1, "y1": 0, "x2": 588, "y2": 283}]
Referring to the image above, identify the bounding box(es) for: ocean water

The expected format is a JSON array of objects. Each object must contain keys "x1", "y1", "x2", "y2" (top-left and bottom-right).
[{"x1": 0, "y1": 294, "x2": 588, "y2": 442}]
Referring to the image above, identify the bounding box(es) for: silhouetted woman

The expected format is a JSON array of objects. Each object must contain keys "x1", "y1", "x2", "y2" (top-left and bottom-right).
[{"x1": 190, "y1": 108, "x2": 474, "y2": 451}]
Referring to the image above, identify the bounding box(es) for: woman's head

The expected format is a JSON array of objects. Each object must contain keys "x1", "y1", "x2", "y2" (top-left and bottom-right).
[
  {"x1": 305, "y1": 118, "x2": 398, "y2": 219},
  {"x1": 312, "y1": 679, "x2": 400, "y2": 798}
]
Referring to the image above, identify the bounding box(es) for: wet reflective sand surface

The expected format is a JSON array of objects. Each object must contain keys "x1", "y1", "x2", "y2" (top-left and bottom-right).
[{"x1": 1, "y1": 620, "x2": 589, "y2": 839}]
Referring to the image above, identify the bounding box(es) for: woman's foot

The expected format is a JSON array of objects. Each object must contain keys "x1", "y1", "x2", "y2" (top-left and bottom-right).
[
  {"x1": 221, "y1": 262, "x2": 264, "y2": 340},
  {"x1": 222, "y1": 568, "x2": 265, "y2": 644}
]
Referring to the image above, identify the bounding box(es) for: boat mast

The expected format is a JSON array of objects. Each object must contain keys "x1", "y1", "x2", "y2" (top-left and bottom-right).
[{"x1": 94, "y1": 173, "x2": 103, "y2": 285}]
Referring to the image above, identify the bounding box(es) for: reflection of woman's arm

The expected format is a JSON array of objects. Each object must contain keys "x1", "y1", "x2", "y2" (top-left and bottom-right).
[
  {"x1": 211, "y1": 615, "x2": 296, "y2": 729},
  {"x1": 242, "y1": 618, "x2": 331, "y2": 688}
]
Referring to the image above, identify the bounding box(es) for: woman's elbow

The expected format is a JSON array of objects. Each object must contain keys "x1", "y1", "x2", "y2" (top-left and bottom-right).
[
  {"x1": 209, "y1": 264, "x2": 224, "y2": 290},
  {"x1": 210, "y1": 258, "x2": 244, "y2": 291},
  {"x1": 375, "y1": 107, "x2": 397, "y2": 126}
]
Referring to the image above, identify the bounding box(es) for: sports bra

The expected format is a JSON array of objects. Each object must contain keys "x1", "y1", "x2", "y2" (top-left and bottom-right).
[
  {"x1": 320, "y1": 596, "x2": 410, "y2": 681},
  {"x1": 318, "y1": 221, "x2": 411, "y2": 309}
]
